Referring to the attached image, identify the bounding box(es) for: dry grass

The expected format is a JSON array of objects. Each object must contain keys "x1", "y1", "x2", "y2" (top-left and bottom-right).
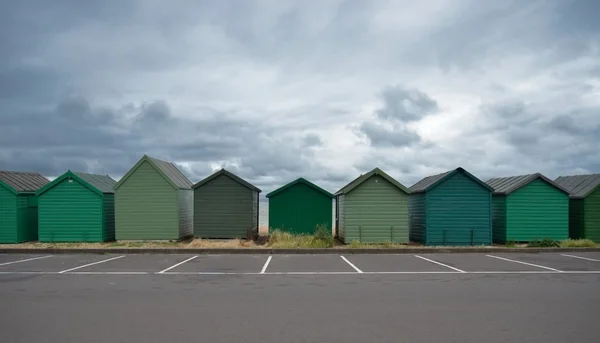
[
  {"x1": 0, "y1": 238, "x2": 262, "y2": 249},
  {"x1": 559, "y1": 239, "x2": 598, "y2": 248}
]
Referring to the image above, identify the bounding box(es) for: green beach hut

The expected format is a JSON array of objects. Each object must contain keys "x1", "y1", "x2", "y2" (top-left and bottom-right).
[
  {"x1": 335, "y1": 168, "x2": 410, "y2": 244},
  {"x1": 36, "y1": 171, "x2": 117, "y2": 242},
  {"x1": 114, "y1": 155, "x2": 193, "y2": 240},
  {"x1": 554, "y1": 173, "x2": 600, "y2": 242},
  {"x1": 193, "y1": 168, "x2": 261, "y2": 239},
  {"x1": 266, "y1": 178, "x2": 333, "y2": 235},
  {"x1": 486, "y1": 173, "x2": 569, "y2": 243},
  {"x1": 409, "y1": 167, "x2": 493, "y2": 246},
  {"x1": 0, "y1": 170, "x2": 49, "y2": 243}
]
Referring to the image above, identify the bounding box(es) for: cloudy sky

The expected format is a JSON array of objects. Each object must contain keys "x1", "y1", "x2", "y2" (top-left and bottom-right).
[{"x1": 1, "y1": 0, "x2": 599, "y2": 195}]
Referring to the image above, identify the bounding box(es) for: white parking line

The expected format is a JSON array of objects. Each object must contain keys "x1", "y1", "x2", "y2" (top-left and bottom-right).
[
  {"x1": 414, "y1": 255, "x2": 466, "y2": 273},
  {"x1": 0, "y1": 255, "x2": 53, "y2": 266},
  {"x1": 260, "y1": 256, "x2": 272, "y2": 274},
  {"x1": 157, "y1": 255, "x2": 198, "y2": 274},
  {"x1": 561, "y1": 254, "x2": 600, "y2": 262},
  {"x1": 486, "y1": 255, "x2": 563, "y2": 272},
  {"x1": 340, "y1": 256, "x2": 363, "y2": 273},
  {"x1": 58, "y1": 255, "x2": 125, "y2": 274}
]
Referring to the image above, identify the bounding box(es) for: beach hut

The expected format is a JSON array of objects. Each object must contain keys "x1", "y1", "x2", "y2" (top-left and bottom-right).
[
  {"x1": 554, "y1": 173, "x2": 600, "y2": 242},
  {"x1": 266, "y1": 178, "x2": 333, "y2": 235},
  {"x1": 36, "y1": 171, "x2": 117, "y2": 242},
  {"x1": 334, "y1": 168, "x2": 410, "y2": 244},
  {"x1": 486, "y1": 173, "x2": 569, "y2": 243},
  {"x1": 114, "y1": 155, "x2": 193, "y2": 240},
  {"x1": 0, "y1": 170, "x2": 49, "y2": 243},
  {"x1": 409, "y1": 167, "x2": 493, "y2": 246},
  {"x1": 193, "y1": 169, "x2": 261, "y2": 239}
]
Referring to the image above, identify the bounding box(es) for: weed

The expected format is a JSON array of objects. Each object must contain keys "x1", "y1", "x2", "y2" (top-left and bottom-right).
[
  {"x1": 349, "y1": 240, "x2": 361, "y2": 248},
  {"x1": 559, "y1": 239, "x2": 597, "y2": 248},
  {"x1": 505, "y1": 240, "x2": 517, "y2": 247},
  {"x1": 267, "y1": 227, "x2": 335, "y2": 248},
  {"x1": 527, "y1": 238, "x2": 560, "y2": 248}
]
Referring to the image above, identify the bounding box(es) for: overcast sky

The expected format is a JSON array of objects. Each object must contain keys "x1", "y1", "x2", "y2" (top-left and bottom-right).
[{"x1": 1, "y1": 0, "x2": 599, "y2": 195}]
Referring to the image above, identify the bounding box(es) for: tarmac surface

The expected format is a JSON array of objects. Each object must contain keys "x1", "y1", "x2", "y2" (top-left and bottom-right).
[{"x1": 1, "y1": 252, "x2": 599, "y2": 343}]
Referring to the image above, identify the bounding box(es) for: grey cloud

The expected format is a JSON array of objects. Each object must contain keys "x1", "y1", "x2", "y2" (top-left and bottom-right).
[
  {"x1": 359, "y1": 122, "x2": 421, "y2": 148},
  {"x1": 301, "y1": 133, "x2": 323, "y2": 148},
  {"x1": 376, "y1": 86, "x2": 439, "y2": 122}
]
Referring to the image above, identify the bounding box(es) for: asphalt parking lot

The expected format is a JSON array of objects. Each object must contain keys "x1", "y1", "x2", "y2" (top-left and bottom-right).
[
  {"x1": 1, "y1": 252, "x2": 599, "y2": 343},
  {"x1": 1, "y1": 251, "x2": 600, "y2": 275}
]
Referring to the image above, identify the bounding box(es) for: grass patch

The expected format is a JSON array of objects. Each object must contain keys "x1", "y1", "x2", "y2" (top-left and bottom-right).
[
  {"x1": 505, "y1": 240, "x2": 517, "y2": 248},
  {"x1": 344, "y1": 240, "x2": 408, "y2": 249},
  {"x1": 268, "y1": 225, "x2": 335, "y2": 248},
  {"x1": 559, "y1": 239, "x2": 597, "y2": 248}
]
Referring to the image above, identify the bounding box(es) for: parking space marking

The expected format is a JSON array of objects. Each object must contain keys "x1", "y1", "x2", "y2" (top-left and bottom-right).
[
  {"x1": 157, "y1": 255, "x2": 198, "y2": 274},
  {"x1": 70, "y1": 271, "x2": 150, "y2": 275},
  {"x1": 561, "y1": 254, "x2": 600, "y2": 262},
  {"x1": 486, "y1": 255, "x2": 563, "y2": 272},
  {"x1": 260, "y1": 256, "x2": 272, "y2": 274},
  {"x1": 414, "y1": 255, "x2": 466, "y2": 273},
  {"x1": 340, "y1": 256, "x2": 363, "y2": 273},
  {"x1": 58, "y1": 255, "x2": 125, "y2": 274},
  {"x1": 0, "y1": 255, "x2": 53, "y2": 266}
]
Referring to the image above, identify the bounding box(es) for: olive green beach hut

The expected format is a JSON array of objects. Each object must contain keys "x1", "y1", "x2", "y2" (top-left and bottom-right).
[
  {"x1": 114, "y1": 155, "x2": 193, "y2": 240},
  {"x1": 554, "y1": 173, "x2": 600, "y2": 242},
  {"x1": 266, "y1": 178, "x2": 333, "y2": 235},
  {"x1": 335, "y1": 168, "x2": 410, "y2": 244},
  {"x1": 409, "y1": 167, "x2": 493, "y2": 246},
  {"x1": 36, "y1": 171, "x2": 117, "y2": 242},
  {"x1": 486, "y1": 173, "x2": 569, "y2": 243},
  {"x1": 0, "y1": 170, "x2": 49, "y2": 243},
  {"x1": 193, "y1": 168, "x2": 261, "y2": 239}
]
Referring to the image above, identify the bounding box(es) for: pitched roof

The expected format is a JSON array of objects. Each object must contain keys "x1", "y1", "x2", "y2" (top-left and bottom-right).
[
  {"x1": 266, "y1": 178, "x2": 333, "y2": 199},
  {"x1": 335, "y1": 167, "x2": 409, "y2": 195},
  {"x1": 554, "y1": 173, "x2": 600, "y2": 198},
  {"x1": 37, "y1": 170, "x2": 116, "y2": 197},
  {"x1": 0, "y1": 170, "x2": 49, "y2": 193},
  {"x1": 486, "y1": 173, "x2": 569, "y2": 195},
  {"x1": 409, "y1": 167, "x2": 493, "y2": 193},
  {"x1": 114, "y1": 155, "x2": 193, "y2": 190},
  {"x1": 74, "y1": 172, "x2": 117, "y2": 193},
  {"x1": 193, "y1": 168, "x2": 261, "y2": 192}
]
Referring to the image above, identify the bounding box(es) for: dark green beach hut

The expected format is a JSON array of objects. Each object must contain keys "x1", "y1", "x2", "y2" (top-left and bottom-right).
[
  {"x1": 335, "y1": 168, "x2": 410, "y2": 244},
  {"x1": 37, "y1": 171, "x2": 117, "y2": 242},
  {"x1": 409, "y1": 167, "x2": 493, "y2": 246},
  {"x1": 114, "y1": 155, "x2": 193, "y2": 240},
  {"x1": 266, "y1": 178, "x2": 333, "y2": 235},
  {"x1": 486, "y1": 173, "x2": 569, "y2": 243},
  {"x1": 193, "y1": 168, "x2": 261, "y2": 239},
  {"x1": 554, "y1": 173, "x2": 600, "y2": 242},
  {"x1": 0, "y1": 170, "x2": 49, "y2": 243}
]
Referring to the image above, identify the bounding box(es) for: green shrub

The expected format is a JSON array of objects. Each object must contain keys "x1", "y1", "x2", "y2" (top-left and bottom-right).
[
  {"x1": 560, "y1": 239, "x2": 597, "y2": 248},
  {"x1": 267, "y1": 227, "x2": 335, "y2": 248},
  {"x1": 505, "y1": 240, "x2": 517, "y2": 247},
  {"x1": 527, "y1": 238, "x2": 560, "y2": 248}
]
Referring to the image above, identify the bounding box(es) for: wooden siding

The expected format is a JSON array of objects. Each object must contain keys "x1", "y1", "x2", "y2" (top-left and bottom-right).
[
  {"x1": 505, "y1": 179, "x2": 568, "y2": 242},
  {"x1": 337, "y1": 195, "x2": 345, "y2": 240},
  {"x1": 102, "y1": 194, "x2": 115, "y2": 241},
  {"x1": 584, "y1": 188, "x2": 600, "y2": 242},
  {"x1": 269, "y1": 183, "x2": 332, "y2": 235},
  {"x1": 38, "y1": 178, "x2": 105, "y2": 242},
  {"x1": 0, "y1": 186, "x2": 17, "y2": 243},
  {"x1": 178, "y1": 189, "x2": 193, "y2": 239},
  {"x1": 115, "y1": 160, "x2": 179, "y2": 240},
  {"x1": 194, "y1": 174, "x2": 255, "y2": 238},
  {"x1": 408, "y1": 193, "x2": 426, "y2": 244},
  {"x1": 426, "y1": 172, "x2": 492, "y2": 246},
  {"x1": 492, "y1": 195, "x2": 507, "y2": 243},
  {"x1": 341, "y1": 175, "x2": 408, "y2": 244}
]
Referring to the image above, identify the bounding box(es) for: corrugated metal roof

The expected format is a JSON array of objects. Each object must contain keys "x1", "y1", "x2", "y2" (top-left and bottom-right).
[
  {"x1": 0, "y1": 170, "x2": 49, "y2": 193},
  {"x1": 409, "y1": 170, "x2": 452, "y2": 193},
  {"x1": 193, "y1": 168, "x2": 261, "y2": 192},
  {"x1": 554, "y1": 173, "x2": 600, "y2": 198},
  {"x1": 148, "y1": 156, "x2": 193, "y2": 189},
  {"x1": 335, "y1": 167, "x2": 409, "y2": 195},
  {"x1": 486, "y1": 173, "x2": 569, "y2": 195},
  {"x1": 74, "y1": 172, "x2": 117, "y2": 194}
]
